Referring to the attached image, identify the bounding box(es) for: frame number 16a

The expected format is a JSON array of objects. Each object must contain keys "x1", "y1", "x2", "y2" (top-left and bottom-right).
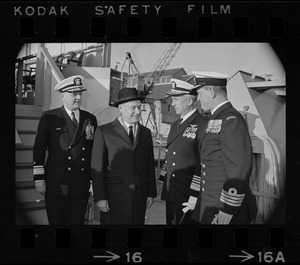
[
  {"x1": 258, "y1": 251, "x2": 285, "y2": 263},
  {"x1": 230, "y1": 250, "x2": 285, "y2": 263}
]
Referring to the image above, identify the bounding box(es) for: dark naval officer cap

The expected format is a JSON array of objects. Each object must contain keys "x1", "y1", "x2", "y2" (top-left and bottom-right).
[
  {"x1": 54, "y1": 75, "x2": 87, "y2": 93},
  {"x1": 166, "y1": 78, "x2": 198, "y2": 97},
  {"x1": 192, "y1": 71, "x2": 228, "y2": 90}
]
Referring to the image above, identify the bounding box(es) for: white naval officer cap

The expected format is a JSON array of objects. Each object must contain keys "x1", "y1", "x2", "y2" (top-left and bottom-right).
[
  {"x1": 166, "y1": 78, "x2": 197, "y2": 97},
  {"x1": 192, "y1": 71, "x2": 228, "y2": 90},
  {"x1": 54, "y1": 75, "x2": 87, "y2": 93}
]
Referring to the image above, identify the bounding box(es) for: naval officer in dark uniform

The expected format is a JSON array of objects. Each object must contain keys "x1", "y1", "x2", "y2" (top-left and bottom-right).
[
  {"x1": 160, "y1": 78, "x2": 207, "y2": 224},
  {"x1": 190, "y1": 71, "x2": 257, "y2": 224},
  {"x1": 33, "y1": 75, "x2": 98, "y2": 225}
]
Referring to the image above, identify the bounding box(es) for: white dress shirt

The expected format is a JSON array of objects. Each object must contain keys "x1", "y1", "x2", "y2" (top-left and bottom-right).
[
  {"x1": 180, "y1": 108, "x2": 197, "y2": 124},
  {"x1": 64, "y1": 106, "x2": 80, "y2": 124}
]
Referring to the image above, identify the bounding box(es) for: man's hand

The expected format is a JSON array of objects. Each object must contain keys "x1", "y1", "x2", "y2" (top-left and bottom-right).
[
  {"x1": 146, "y1": 197, "x2": 154, "y2": 209},
  {"x1": 96, "y1": 200, "x2": 110, "y2": 212},
  {"x1": 182, "y1": 202, "x2": 194, "y2": 213},
  {"x1": 211, "y1": 210, "x2": 233, "y2": 225},
  {"x1": 182, "y1": 196, "x2": 197, "y2": 213},
  {"x1": 35, "y1": 180, "x2": 46, "y2": 195}
]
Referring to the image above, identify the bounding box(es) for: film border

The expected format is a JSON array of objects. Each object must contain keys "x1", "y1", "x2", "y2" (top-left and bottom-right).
[{"x1": 1, "y1": 0, "x2": 299, "y2": 263}]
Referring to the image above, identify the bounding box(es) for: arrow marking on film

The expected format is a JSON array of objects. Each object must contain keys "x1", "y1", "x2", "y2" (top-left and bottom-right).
[
  {"x1": 229, "y1": 250, "x2": 254, "y2": 262},
  {"x1": 94, "y1": 251, "x2": 120, "y2": 262}
]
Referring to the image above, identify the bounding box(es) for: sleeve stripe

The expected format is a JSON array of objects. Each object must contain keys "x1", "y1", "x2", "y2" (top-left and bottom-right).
[
  {"x1": 220, "y1": 189, "x2": 245, "y2": 207},
  {"x1": 191, "y1": 175, "x2": 201, "y2": 183},
  {"x1": 222, "y1": 189, "x2": 245, "y2": 198},
  {"x1": 220, "y1": 196, "x2": 243, "y2": 207},
  {"x1": 190, "y1": 175, "x2": 201, "y2": 192},
  {"x1": 221, "y1": 192, "x2": 245, "y2": 202},
  {"x1": 192, "y1": 175, "x2": 201, "y2": 179},
  {"x1": 220, "y1": 193, "x2": 244, "y2": 203},
  {"x1": 191, "y1": 179, "x2": 201, "y2": 184},
  {"x1": 190, "y1": 183, "x2": 200, "y2": 192},
  {"x1": 33, "y1": 166, "x2": 44, "y2": 175}
]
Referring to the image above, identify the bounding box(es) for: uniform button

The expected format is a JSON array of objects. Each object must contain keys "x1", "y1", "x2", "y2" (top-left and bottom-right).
[
  {"x1": 166, "y1": 149, "x2": 168, "y2": 152},
  {"x1": 202, "y1": 188, "x2": 205, "y2": 192},
  {"x1": 81, "y1": 168, "x2": 84, "y2": 171},
  {"x1": 203, "y1": 180, "x2": 206, "y2": 184},
  {"x1": 172, "y1": 163, "x2": 175, "y2": 166},
  {"x1": 68, "y1": 156, "x2": 71, "y2": 160},
  {"x1": 173, "y1": 151, "x2": 176, "y2": 155},
  {"x1": 172, "y1": 174, "x2": 175, "y2": 177},
  {"x1": 82, "y1": 147, "x2": 85, "y2": 150},
  {"x1": 202, "y1": 164, "x2": 206, "y2": 168},
  {"x1": 165, "y1": 161, "x2": 168, "y2": 164},
  {"x1": 203, "y1": 172, "x2": 206, "y2": 176},
  {"x1": 68, "y1": 167, "x2": 71, "y2": 171},
  {"x1": 68, "y1": 146, "x2": 71, "y2": 150},
  {"x1": 82, "y1": 158, "x2": 85, "y2": 161}
]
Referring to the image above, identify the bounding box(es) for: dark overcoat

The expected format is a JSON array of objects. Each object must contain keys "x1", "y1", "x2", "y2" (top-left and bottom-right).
[
  {"x1": 191, "y1": 102, "x2": 257, "y2": 224},
  {"x1": 91, "y1": 118, "x2": 157, "y2": 225},
  {"x1": 33, "y1": 106, "x2": 98, "y2": 197},
  {"x1": 161, "y1": 111, "x2": 207, "y2": 204}
]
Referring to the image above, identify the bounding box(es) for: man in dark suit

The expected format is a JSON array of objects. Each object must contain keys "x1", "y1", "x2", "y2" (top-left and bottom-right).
[
  {"x1": 33, "y1": 75, "x2": 98, "y2": 225},
  {"x1": 160, "y1": 78, "x2": 207, "y2": 224},
  {"x1": 91, "y1": 87, "x2": 157, "y2": 225},
  {"x1": 190, "y1": 71, "x2": 257, "y2": 224}
]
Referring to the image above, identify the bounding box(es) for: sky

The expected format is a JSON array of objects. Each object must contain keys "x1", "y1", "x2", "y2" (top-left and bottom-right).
[{"x1": 110, "y1": 43, "x2": 285, "y2": 82}]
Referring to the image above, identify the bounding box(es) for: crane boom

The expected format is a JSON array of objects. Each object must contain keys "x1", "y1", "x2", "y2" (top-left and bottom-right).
[
  {"x1": 120, "y1": 52, "x2": 140, "y2": 88},
  {"x1": 120, "y1": 52, "x2": 140, "y2": 76},
  {"x1": 142, "y1": 43, "x2": 182, "y2": 93}
]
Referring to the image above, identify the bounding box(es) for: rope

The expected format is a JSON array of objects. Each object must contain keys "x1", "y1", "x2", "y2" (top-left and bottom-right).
[{"x1": 250, "y1": 135, "x2": 284, "y2": 224}]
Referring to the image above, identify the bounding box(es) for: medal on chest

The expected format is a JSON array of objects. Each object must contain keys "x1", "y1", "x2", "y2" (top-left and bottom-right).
[
  {"x1": 183, "y1": 124, "x2": 198, "y2": 139},
  {"x1": 206, "y1": 119, "x2": 222, "y2": 134},
  {"x1": 85, "y1": 121, "x2": 94, "y2": 140}
]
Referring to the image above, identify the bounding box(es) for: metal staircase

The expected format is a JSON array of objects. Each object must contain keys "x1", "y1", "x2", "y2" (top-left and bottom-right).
[{"x1": 15, "y1": 104, "x2": 48, "y2": 225}]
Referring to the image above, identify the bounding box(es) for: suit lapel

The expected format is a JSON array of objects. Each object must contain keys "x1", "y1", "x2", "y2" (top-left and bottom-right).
[
  {"x1": 133, "y1": 123, "x2": 141, "y2": 149},
  {"x1": 167, "y1": 111, "x2": 198, "y2": 147},
  {"x1": 113, "y1": 119, "x2": 132, "y2": 145}
]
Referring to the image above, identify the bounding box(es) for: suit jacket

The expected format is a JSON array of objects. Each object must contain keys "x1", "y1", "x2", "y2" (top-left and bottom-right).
[
  {"x1": 91, "y1": 118, "x2": 157, "y2": 225},
  {"x1": 161, "y1": 111, "x2": 207, "y2": 204},
  {"x1": 191, "y1": 102, "x2": 257, "y2": 224},
  {"x1": 33, "y1": 106, "x2": 98, "y2": 197}
]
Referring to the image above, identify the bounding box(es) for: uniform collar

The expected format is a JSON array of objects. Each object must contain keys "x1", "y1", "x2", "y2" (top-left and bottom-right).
[
  {"x1": 211, "y1": 100, "x2": 229, "y2": 115},
  {"x1": 180, "y1": 108, "x2": 197, "y2": 123},
  {"x1": 64, "y1": 106, "x2": 80, "y2": 121}
]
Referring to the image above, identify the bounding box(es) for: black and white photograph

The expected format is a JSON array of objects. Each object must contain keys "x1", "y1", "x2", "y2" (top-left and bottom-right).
[{"x1": 15, "y1": 42, "x2": 286, "y2": 226}]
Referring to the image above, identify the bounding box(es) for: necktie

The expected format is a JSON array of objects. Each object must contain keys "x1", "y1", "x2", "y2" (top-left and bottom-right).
[
  {"x1": 128, "y1": 125, "x2": 134, "y2": 145},
  {"x1": 177, "y1": 118, "x2": 183, "y2": 128},
  {"x1": 71, "y1": 111, "x2": 78, "y2": 128}
]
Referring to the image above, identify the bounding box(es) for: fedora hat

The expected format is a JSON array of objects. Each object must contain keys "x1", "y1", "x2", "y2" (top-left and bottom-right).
[{"x1": 114, "y1": 87, "x2": 145, "y2": 106}]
